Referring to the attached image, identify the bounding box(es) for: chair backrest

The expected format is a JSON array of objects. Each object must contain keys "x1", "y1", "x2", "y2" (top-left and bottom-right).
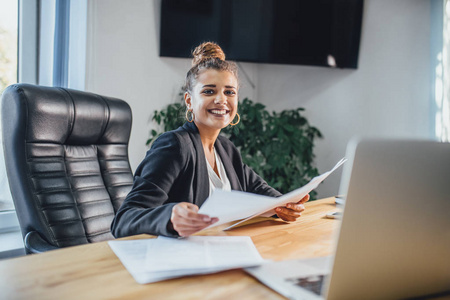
[{"x1": 1, "y1": 84, "x2": 133, "y2": 251}]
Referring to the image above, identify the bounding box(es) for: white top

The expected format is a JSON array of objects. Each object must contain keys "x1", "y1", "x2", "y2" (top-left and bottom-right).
[{"x1": 206, "y1": 148, "x2": 231, "y2": 196}]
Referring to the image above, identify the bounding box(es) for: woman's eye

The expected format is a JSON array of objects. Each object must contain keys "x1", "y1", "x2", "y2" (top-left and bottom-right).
[
  {"x1": 202, "y1": 89, "x2": 214, "y2": 95},
  {"x1": 225, "y1": 90, "x2": 236, "y2": 96}
]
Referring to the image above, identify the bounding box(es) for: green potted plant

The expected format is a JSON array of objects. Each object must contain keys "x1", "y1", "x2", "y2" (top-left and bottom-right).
[{"x1": 147, "y1": 97, "x2": 322, "y2": 199}]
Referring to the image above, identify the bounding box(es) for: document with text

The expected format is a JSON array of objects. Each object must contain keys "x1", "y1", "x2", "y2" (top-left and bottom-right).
[
  {"x1": 108, "y1": 236, "x2": 264, "y2": 284},
  {"x1": 198, "y1": 158, "x2": 346, "y2": 231}
]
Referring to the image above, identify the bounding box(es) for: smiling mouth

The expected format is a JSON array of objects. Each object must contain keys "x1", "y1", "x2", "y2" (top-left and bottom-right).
[{"x1": 208, "y1": 109, "x2": 230, "y2": 115}]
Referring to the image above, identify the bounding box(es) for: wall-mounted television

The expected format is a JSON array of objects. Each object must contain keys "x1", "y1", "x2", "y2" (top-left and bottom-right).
[{"x1": 160, "y1": 0, "x2": 364, "y2": 69}]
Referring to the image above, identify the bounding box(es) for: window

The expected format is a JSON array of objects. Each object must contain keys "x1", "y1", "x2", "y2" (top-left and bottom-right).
[
  {"x1": 0, "y1": 0, "x2": 87, "y2": 236},
  {"x1": 0, "y1": 0, "x2": 18, "y2": 93},
  {"x1": 0, "y1": 0, "x2": 18, "y2": 215},
  {"x1": 434, "y1": 0, "x2": 450, "y2": 141}
]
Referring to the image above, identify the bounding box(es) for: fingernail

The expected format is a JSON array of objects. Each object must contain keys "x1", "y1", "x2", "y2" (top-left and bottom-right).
[
  {"x1": 276, "y1": 208, "x2": 281, "y2": 212},
  {"x1": 203, "y1": 217, "x2": 211, "y2": 222}
]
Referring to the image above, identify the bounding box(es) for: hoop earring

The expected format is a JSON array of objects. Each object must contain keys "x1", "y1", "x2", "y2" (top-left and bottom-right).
[
  {"x1": 230, "y1": 113, "x2": 240, "y2": 126},
  {"x1": 185, "y1": 109, "x2": 194, "y2": 123}
]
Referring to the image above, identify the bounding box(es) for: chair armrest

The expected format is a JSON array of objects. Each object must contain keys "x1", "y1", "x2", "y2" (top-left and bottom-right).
[{"x1": 24, "y1": 231, "x2": 59, "y2": 254}]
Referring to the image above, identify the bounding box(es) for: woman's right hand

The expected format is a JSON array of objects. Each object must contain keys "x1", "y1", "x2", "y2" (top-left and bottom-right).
[{"x1": 170, "y1": 202, "x2": 218, "y2": 237}]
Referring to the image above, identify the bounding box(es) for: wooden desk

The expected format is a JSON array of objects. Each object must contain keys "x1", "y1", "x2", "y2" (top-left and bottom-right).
[{"x1": 0, "y1": 197, "x2": 340, "y2": 300}]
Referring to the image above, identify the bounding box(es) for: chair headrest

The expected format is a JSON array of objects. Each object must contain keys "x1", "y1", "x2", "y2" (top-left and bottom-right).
[{"x1": 2, "y1": 84, "x2": 132, "y2": 145}]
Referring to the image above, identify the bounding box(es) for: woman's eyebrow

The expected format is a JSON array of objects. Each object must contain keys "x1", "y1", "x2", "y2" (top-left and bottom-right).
[{"x1": 202, "y1": 84, "x2": 236, "y2": 89}]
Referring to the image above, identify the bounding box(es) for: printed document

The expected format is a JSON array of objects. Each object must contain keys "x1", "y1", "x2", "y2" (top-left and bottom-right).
[
  {"x1": 109, "y1": 236, "x2": 264, "y2": 284},
  {"x1": 198, "y1": 158, "x2": 346, "y2": 230}
]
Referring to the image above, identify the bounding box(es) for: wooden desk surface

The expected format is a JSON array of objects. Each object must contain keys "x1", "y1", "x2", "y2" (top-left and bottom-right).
[{"x1": 0, "y1": 197, "x2": 340, "y2": 300}]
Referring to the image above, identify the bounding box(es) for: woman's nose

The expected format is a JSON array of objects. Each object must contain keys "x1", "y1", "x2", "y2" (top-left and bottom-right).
[{"x1": 214, "y1": 94, "x2": 226, "y2": 104}]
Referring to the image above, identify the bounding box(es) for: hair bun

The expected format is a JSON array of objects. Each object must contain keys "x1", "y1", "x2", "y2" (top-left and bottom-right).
[{"x1": 191, "y1": 42, "x2": 226, "y2": 66}]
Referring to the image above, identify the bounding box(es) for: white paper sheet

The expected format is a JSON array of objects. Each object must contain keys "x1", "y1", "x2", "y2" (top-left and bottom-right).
[
  {"x1": 199, "y1": 158, "x2": 346, "y2": 231},
  {"x1": 108, "y1": 236, "x2": 264, "y2": 284}
]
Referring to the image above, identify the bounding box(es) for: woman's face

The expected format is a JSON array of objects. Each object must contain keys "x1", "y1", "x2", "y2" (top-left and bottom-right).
[{"x1": 185, "y1": 69, "x2": 238, "y2": 133}]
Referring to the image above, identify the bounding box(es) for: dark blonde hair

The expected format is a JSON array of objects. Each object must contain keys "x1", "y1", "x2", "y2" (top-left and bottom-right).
[{"x1": 183, "y1": 42, "x2": 239, "y2": 93}]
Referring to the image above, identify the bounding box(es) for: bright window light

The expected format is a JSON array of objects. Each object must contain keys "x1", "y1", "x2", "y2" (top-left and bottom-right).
[
  {"x1": 0, "y1": 0, "x2": 18, "y2": 92},
  {"x1": 0, "y1": 0, "x2": 18, "y2": 212}
]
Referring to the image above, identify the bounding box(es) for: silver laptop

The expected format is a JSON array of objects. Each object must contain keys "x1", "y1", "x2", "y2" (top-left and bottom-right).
[{"x1": 246, "y1": 138, "x2": 450, "y2": 300}]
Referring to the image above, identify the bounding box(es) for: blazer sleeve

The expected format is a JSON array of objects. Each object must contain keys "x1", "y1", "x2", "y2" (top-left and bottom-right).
[{"x1": 111, "y1": 132, "x2": 186, "y2": 238}]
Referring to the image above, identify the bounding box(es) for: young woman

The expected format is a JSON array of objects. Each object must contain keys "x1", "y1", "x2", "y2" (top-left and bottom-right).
[{"x1": 111, "y1": 42, "x2": 309, "y2": 238}]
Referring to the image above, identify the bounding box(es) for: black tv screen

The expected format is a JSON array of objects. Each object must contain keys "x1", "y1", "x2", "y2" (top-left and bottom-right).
[{"x1": 160, "y1": 0, "x2": 363, "y2": 69}]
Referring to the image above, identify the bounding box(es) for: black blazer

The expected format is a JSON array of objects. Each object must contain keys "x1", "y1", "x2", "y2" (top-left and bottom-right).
[{"x1": 111, "y1": 122, "x2": 281, "y2": 237}]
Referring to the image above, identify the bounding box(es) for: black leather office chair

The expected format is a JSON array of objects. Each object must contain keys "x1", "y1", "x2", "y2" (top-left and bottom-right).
[{"x1": 1, "y1": 84, "x2": 134, "y2": 254}]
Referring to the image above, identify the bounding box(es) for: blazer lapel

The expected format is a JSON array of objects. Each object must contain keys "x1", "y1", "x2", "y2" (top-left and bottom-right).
[
  {"x1": 215, "y1": 138, "x2": 243, "y2": 191},
  {"x1": 183, "y1": 122, "x2": 210, "y2": 207}
]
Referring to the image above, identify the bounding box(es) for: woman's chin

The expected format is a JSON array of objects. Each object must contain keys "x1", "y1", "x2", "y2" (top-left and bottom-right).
[
  {"x1": 195, "y1": 119, "x2": 229, "y2": 131},
  {"x1": 209, "y1": 117, "x2": 231, "y2": 128}
]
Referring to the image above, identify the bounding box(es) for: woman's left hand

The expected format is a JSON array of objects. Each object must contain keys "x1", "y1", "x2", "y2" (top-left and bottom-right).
[{"x1": 275, "y1": 194, "x2": 310, "y2": 222}]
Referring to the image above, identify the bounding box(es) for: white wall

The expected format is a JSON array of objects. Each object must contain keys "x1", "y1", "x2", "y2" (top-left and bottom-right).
[
  {"x1": 86, "y1": 0, "x2": 188, "y2": 171},
  {"x1": 86, "y1": 0, "x2": 432, "y2": 198}
]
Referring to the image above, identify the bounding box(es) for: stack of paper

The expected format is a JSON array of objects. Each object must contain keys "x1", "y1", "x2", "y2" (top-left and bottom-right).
[{"x1": 109, "y1": 236, "x2": 264, "y2": 284}]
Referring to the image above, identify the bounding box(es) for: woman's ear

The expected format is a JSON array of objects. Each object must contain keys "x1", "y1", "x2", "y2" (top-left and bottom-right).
[{"x1": 184, "y1": 92, "x2": 192, "y2": 109}]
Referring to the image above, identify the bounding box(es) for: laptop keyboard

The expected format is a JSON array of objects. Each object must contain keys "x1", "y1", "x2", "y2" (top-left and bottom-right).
[{"x1": 286, "y1": 274, "x2": 327, "y2": 296}]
